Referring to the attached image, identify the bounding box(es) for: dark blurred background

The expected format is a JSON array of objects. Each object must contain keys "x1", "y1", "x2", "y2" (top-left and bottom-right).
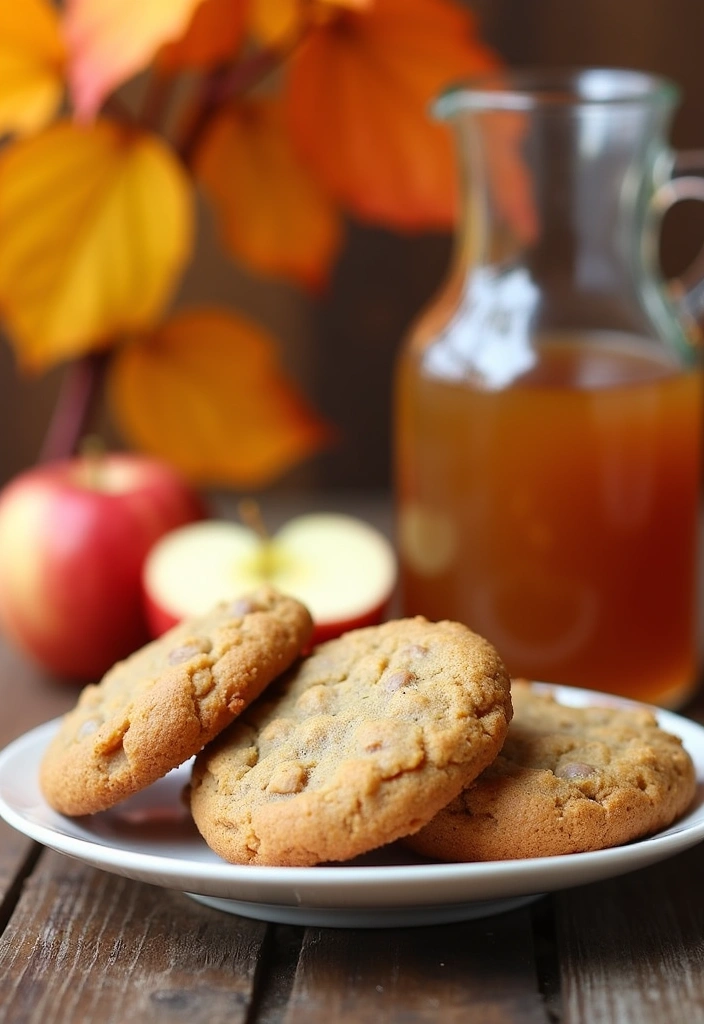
[{"x1": 2, "y1": 0, "x2": 704, "y2": 492}]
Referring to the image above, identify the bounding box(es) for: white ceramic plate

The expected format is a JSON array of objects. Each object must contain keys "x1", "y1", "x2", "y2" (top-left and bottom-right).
[{"x1": 1, "y1": 684, "x2": 704, "y2": 928}]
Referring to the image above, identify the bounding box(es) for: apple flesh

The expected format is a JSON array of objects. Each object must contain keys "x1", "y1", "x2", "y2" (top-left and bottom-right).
[
  {"x1": 0, "y1": 454, "x2": 206, "y2": 680},
  {"x1": 143, "y1": 513, "x2": 397, "y2": 644}
]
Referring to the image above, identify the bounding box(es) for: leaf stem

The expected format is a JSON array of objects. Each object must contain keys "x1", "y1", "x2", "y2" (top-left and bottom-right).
[
  {"x1": 177, "y1": 38, "x2": 303, "y2": 165},
  {"x1": 140, "y1": 71, "x2": 177, "y2": 132},
  {"x1": 39, "y1": 350, "x2": 112, "y2": 463},
  {"x1": 103, "y1": 93, "x2": 140, "y2": 127}
]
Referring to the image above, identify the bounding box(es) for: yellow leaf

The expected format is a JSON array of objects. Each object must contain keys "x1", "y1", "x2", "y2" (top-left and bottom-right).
[
  {"x1": 0, "y1": 119, "x2": 193, "y2": 371},
  {"x1": 157, "y1": 0, "x2": 248, "y2": 72},
  {"x1": 0, "y1": 0, "x2": 65, "y2": 136},
  {"x1": 196, "y1": 98, "x2": 342, "y2": 290},
  {"x1": 109, "y1": 308, "x2": 332, "y2": 487},
  {"x1": 64, "y1": 0, "x2": 208, "y2": 118}
]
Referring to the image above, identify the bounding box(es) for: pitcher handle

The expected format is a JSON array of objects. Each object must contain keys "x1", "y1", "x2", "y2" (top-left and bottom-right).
[{"x1": 652, "y1": 148, "x2": 704, "y2": 331}]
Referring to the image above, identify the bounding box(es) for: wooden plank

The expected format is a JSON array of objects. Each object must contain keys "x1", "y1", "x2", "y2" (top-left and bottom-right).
[
  {"x1": 557, "y1": 846, "x2": 704, "y2": 1023},
  {"x1": 0, "y1": 640, "x2": 76, "y2": 907},
  {"x1": 0, "y1": 850, "x2": 269, "y2": 1024},
  {"x1": 0, "y1": 831, "x2": 32, "y2": 908},
  {"x1": 280, "y1": 906, "x2": 550, "y2": 1024}
]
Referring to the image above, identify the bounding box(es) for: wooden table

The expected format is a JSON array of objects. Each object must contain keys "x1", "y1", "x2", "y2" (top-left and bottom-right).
[{"x1": 2, "y1": 495, "x2": 704, "y2": 1023}]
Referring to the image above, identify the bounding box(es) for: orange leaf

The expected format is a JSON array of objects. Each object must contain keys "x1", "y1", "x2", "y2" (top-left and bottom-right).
[
  {"x1": 248, "y1": 0, "x2": 300, "y2": 46},
  {"x1": 109, "y1": 307, "x2": 331, "y2": 487},
  {"x1": 327, "y1": 0, "x2": 374, "y2": 9},
  {"x1": 157, "y1": 0, "x2": 248, "y2": 72},
  {"x1": 196, "y1": 98, "x2": 342, "y2": 290},
  {"x1": 0, "y1": 0, "x2": 65, "y2": 136},
  {"x1": 64, "y1": 0, "x2": 208, "y2": 119},
  {"x1": 286, "y1": 0, "x2": 499, "y2": 231},
  {"x1": 314, "y1": 0, "x2": 376, "y2": 17},
  {"x1": 249, "y1": 0, "x2": 373, "y2": 47},
  {"x1": 0, "y1": 119, "x2": 193, "y2": 371}
]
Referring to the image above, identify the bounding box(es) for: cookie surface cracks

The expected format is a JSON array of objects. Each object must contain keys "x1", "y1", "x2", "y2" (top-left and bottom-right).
[
  {"x1": 190, "y1": 617, "x2": 512, "y2": 866},
  {"x1": 39, "y1": 587, "x2": 313, "y2": 815},
  {"x1": 406, "y1": 681, "x2": 697, "y2": 861}
]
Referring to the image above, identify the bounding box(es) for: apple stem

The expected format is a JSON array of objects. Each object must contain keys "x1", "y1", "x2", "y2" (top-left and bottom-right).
[
  {"x1": 77, "y1": 435, "x2": 107, "y2": 490},
  {"x1": 238, "y1": 499, "x2": 268, "y2": 539},
  {"x1": 39, "y1": 351, "x2": 111, "y2": 463},
  {"x1": 237, "y1": 499, "x2": 277, "y2": 580}
]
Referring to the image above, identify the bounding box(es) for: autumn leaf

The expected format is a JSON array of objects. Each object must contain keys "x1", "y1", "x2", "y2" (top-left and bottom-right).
[
  {"x1": 0, "y1": 119, "x2": 193, "y2": 371},
  {"x1": 248, "y1": 0, "x2": 299, "y2": 47},
  {"x1": 0, "y1": 0, "x2": 65, "y2": 136},
  {"x1": 328, "y1": 0, "x2": 375, "y2": 9},
  {"x1": 157, "y1": 0, "x2": 248, "y2": 73},
  {"x1": 249, "y1": 0, "x2": 373, "y2": 47},
  {"x1": 64, "y1": 0, "x2": 208, "y2": 119},
  {"x1": 109, "y1": 308, "x2": 331, "y2": 487},
  {"x1": 286, "y1": 0, "x2": 499, "y2": 230},
  {"x1": 196, "y1": 98, "x2": 342, "y2": 290}
]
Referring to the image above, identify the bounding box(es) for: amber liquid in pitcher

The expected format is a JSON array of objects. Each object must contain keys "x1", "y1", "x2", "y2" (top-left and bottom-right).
[{"x1": 396, "y1": 331, "x2": 703, "y2": 705}]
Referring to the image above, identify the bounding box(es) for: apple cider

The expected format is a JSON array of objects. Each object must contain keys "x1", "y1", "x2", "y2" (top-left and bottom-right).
[{"x1": 395, "y1": 332, "x2": 703, "y2": 706}]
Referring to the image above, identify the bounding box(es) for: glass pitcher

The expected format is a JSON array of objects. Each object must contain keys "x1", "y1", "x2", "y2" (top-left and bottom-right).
[{"x1": 394, "y1": 68, "x2": 704, "y2": 707}]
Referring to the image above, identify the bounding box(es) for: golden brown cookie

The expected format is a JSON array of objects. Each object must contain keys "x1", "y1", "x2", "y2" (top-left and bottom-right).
[
  {"x1": 40, "y1": 587, "x2": 313, "y2": 815},
  {"x1": 405, "y1": 681, "x2": 696, "y2": 861},
  {"x1": 189, "y1": 617, "x2": 512, "y2": 866}
]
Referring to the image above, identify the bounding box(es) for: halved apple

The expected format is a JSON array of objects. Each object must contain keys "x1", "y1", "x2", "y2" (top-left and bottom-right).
[{"x1": 142, "y1": 513, "x2": 398, "y2": 644}]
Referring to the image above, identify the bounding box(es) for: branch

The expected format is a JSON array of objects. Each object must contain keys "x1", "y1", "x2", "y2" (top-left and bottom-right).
[
  {"x1": 102, "y1": 93, "x2": 141, "y2": 127},
  {"x1": 36, "y1": 31, "x2": 309, "y2": 465},
  {"x1": 177, "y1": 43, "x2": 300, "y2": 165},
  {"x1": 39, "y1": 350, "x2": 112, "y2": 463},
  {"x1": 140, "y1": 71, "x2": 177, "y2": 133}
]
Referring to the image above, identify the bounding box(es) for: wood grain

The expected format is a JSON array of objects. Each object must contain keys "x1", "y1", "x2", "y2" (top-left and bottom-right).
[
  {"x1": 280, "y1": 908, "x2": 549, "y2": 1024},
  {"x1": 0, "y1": 640, "x2": 75, "y2": 907},
  {"x1": 556, "y1": 846, "x2": 704, "y2": 1023},
  {"x1": 0, "y1": 851, "x2": 268, "y2": 1024}
]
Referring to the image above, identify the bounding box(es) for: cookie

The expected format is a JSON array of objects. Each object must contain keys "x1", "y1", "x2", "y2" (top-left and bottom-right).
[
  {"x1": 405, "y1": 681, "x2": 696, "y2": 861},
  {"x1": 189, "y1": 617, "x2": 512, "y2": 867},
  {"x1": 39, "y1": 587, "x2": 313, "y2": 816}
]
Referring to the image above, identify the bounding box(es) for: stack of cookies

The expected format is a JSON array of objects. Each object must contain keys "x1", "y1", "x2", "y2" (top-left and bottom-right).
[{"x1": 39, "y1": 586, "x2": 696, "y2": 867}]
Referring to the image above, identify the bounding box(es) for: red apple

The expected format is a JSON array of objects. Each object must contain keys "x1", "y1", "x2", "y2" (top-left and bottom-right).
[
  {"x1": 143, "y1": 513, "x2": 397, "y2": 644},
  {"x1": 0, "y1": 453, "x2": 207, "y2": 680}
]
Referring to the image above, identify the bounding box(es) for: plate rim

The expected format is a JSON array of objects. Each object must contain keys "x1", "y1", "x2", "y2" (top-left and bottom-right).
[{"x1": 1, "y1": 684, "x2": 704, "y2": 912}]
